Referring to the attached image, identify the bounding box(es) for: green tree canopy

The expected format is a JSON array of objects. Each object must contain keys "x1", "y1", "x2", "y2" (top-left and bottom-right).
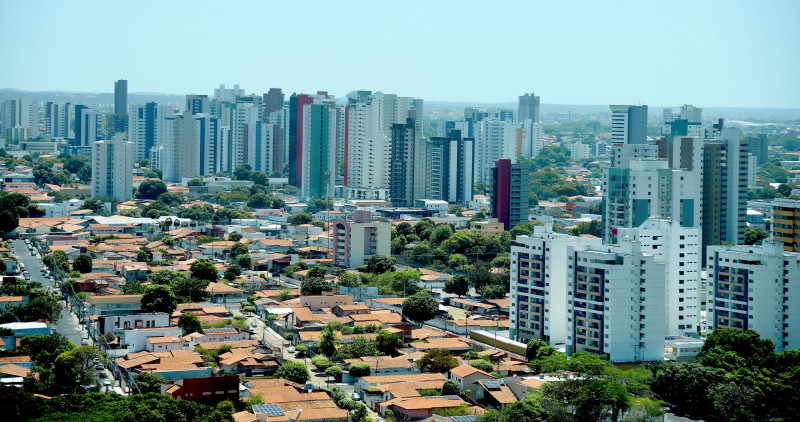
[
  {"x1": 275, "y1": 361, "x2": 311, "y2": 384},
  {"x1": 402, "y1": 291, "x2": 439, "y2": 326},
  {"x1": 301, "y1": 277, "x2": 333, "y2": 295},
  {"x1": 416, "y1": 349, "x2": 458, "y2": 373},
  {"x1": 375, "y1": 330, "x2": 401, "y2": 356},
  {"x1": 141, "y1": 285, "x2": 178, "y2": 314},
  {"x1": 443, "y1": 275, "x2": 469, "y2": 298},
  {"x1": 317, "y1": 324, "x2": 339, "y2": 358},
  {"x1": 136, "y1": 180, "x2": 168, "y2": 200},
  {"x1": 365, "y1": 254, "x2": 394, "y2": 274},
  {"x1": 71, "y1": 253, "x2": 93, "y2": 273},
  {"x1": 134, "y1": 372, "x2": 167, "y2": 394},
  {"x1": 189, "y1": 258, "x2": 218, "y2": 282}
]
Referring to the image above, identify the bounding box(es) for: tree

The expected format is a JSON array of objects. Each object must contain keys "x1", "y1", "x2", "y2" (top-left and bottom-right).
[
  {"x1": 301, "y1": 277, "x2": 333, "y2": 295},
  {"x1": 318, "y1": 324, "x2": 339, "y2": 358},
  {"x1": 744, "y1": 227, "x2": 769, "y2": 245},
  {"x1": 396, "y1": 222, "x2": 413, "y2": 237},
  {"x1": 157, "y1": 192, "x2": 184, "y2": 207},
  {"x1": 19, "y1": 333, "x2": 73, "y2": 369},
  {"x1": 348, "y1": 363, "x2": 371, "y2": 377},
  {"x1": 442, "y1": 379, "x2": 461, "y2": 396},
  {"x1": 402, "y1": 291, "x2": 439, "y2": 326},
  {"x1": 444, "y1": 275, "x2": 469, "y2": 298},
  {"x1": 696, "y1": 328, "x2": 775, "y2": 372},
  {"x1": 416, "y1": 349, "x2": 458, "y2": 373},
  {"x1": 233, "y1": 164, "x2": 253, "y2": 181},
  {"x1": 71, "y1": 253, "x2": 93, "y2": 273},
  {"x1": 187, "y1": 178, "x2": 204, "y2": 187},
  {"x1": 171, "y1": 277, "x2": 210, "y2": 302},
  {"x1": 650, "y1": 361, "x2": 726, "y2": 415},
  {"x1": 136, "y1": 180, "x2": 168, "y2": 199},
  {"x1": 134, "y1": 372, "x2": 167, "y2": 394},
  {"x1": 136, "y1": 250, "x2": 150, "y2": 262},
  {"x1": 150, "y1": 269, "x2": 187, "y2": 285},
  {"x1": 470, "y1": 359, "x2": 494, "y2": 373},
  {"x1": 375, "y1": 330, "x2": 401, "y2": 356},
  {"x1": 447, "y1": 254, "x2": 468, "y2": 269},
  {"x1": 189, "y1": 258, "x2": 218, "y2": 281},
  {"x1": 525, "y1": 338, "x2": 549, "y2": 361},
  {"x1": 308, "y1": 265, "x2": 327, "y2": 278},
  {"x1": 141, "y1": 285, "x2": 178, "y2": 314},
  {"x1": 228, "y1": 231, "x2": 242, "y2": 242},
  {"x1": 236, "y1": 253, "x2": 252, "y2": 270},
  {"x1": 325, "y1": 365, "x2": 343, "y2": 382},
  {"x1": 287, "y1": 212, "x2": 313, "y2": 225},
  {"x1": 365, "y1": 254, "x2": 394, "y2": 274},
  {"x1": 275, "y1": 361, "x2": 310, "y2": 384},
  {"x1": 337, "y1": 272, "x2": 360, "y2": 288},
  {"x1": 479, "y1": 284, "x2": 507, "y2": 300},
  {"x1": 142, "y1": 200, "x2": 171, "y2": 218},
  {"x1": 430, "y1": 225, "x2": 454, "y2": 247}
]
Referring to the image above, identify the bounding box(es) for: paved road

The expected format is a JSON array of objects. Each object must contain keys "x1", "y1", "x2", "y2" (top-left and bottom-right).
[{"x1": 11, "y1": 240, "x2": 88, "y2": 347}]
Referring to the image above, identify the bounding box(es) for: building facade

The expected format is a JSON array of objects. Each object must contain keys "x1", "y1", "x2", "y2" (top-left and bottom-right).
[
  {"x1": 92, "y1": 133, "x2": 134, "y2": 202},
  {"x1": 332, "y1": 211, "x2": 391, "y2": 269},
  {"x1": 490, "y1": 159, "x2": 530, "y2": 231},
  {"x1": 772, "y1": 199, "x2": 800, "y2": 252},
  {"x1": 610, "y1": 105, "x2": 648, "y2": 145}
]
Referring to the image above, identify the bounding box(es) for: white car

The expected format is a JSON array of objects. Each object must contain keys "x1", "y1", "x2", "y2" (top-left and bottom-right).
[
  {"x1": 287, "y1": 346, "x2": 295, "y2": 353},
  {"x1": 103, "y1": 379, "x2": 111, "y2": 386},
  {"x1": 250, "y1": 321, "x2": 258, "y2": 328},
  {"x1": 81, "y1": 338, "x2": 89, "y2": 346}
]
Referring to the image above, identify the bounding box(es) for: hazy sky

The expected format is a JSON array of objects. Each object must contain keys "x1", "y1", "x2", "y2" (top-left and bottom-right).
[{"x1": 2, "y1": 1, "x2": 799, "y2": 108}]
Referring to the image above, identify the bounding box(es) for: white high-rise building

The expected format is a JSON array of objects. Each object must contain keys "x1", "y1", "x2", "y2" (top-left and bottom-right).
[
  {"x1": 566, "y1": 239, "x2": 666, "y2": 363},
  {"x1": 230, "y1": 102, "x2": 259, "y2": 171},
  {"x1": 509, "y1": 226, "x2": 602, "y2": 345},
  {"x1": 568, "y1": 143, "x2": 592, "y2": 160},
  {"x1": 617, "y1": 219, "x2": 701, "y2": 337},
  {"x1": 214, "y1": 84, "x2": 244, "y2": 103},
  {"x1": 45, "y1": 102, "x2": 72, "y2": 138},
  {"x1": 153, "y1": 111, "x2": 222, "y2": 182},
  {"x1": 610, "y1": 105, "x2": 648, "y2": 145},
  {"x1": 1, "y1": 97, "x2": 39, "y2": 140},
  {"x1": 706, "y1": 241, "x2": 800, "y2": 352},
  {"x1": 473, "y1": 119, "x2": 518, "y2": 183},
  {"x1": 128, "y1": 103, "x2": 174, "y2": 161},
  {"x1": 92, "y1": 133, "x2": 134, "y2": 202},
  {"x1": 603, "y1": 158, "x2": 703, "y2": 243},
  {"x1": 518, "y1": 120, "x2": 543, "y2": 158},
  {"x1": 77, "y1": 110, "x2": 103, "y2": 147},
  {"x1": 246, "y1": 120, "x2": 282, "y2": 176}
]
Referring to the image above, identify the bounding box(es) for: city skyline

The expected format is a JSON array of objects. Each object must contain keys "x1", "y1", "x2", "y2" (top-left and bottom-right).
[{"x1": 1, "y1": 1, "x2": 799, "y2": 108}]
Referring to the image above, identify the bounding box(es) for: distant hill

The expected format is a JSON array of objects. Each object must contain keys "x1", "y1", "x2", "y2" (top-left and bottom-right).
[{"x1": 0, "y1": 89, "x2": 184, "y2": 108}]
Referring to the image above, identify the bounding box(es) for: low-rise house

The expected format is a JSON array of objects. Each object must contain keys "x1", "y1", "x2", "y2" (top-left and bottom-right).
[
  {"x1": 0, "y1": 296, "x2": 26, "y2": 311},
  {"x1": 475, "y1": 379, "x2": 517, "y2": 409},
  {"x1": 448, "y1": 365, "x2": 495, "y2": 394},
  {"x1": 300, "y1": 292, "x2": 353, "y2": 311},
  {"x1": 381, "y1": 395, "x2": 470, "y2": 420},
  {"x1": 84, "y1": 294, "x2": 142, "y2": 316},
  {"x1": 206, "y1": 282, "x2": 245, "y2": 303},
  {"x1": 146, "y1": 336, "x2": 183, "y2": 352},
  {"x1": 184, "y1": 326, "x2": 250, "y2": 348},
  {"x1": 119, "y1": 262, "x2": 149, "y2": 282},
  {"x1": 356, "y1": 373, "x2": 447, "y2": 395},
  {"x1": 410, "y1": 337, "x2": 472, "y2": 355},
  {"x1": 163, "y1": 374, "x2": 240, "y2": 403}
]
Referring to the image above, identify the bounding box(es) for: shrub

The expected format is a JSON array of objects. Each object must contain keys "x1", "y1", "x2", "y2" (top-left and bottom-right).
[{"x1": 348, "y1": 363, "x2": 371, "y2": 377}]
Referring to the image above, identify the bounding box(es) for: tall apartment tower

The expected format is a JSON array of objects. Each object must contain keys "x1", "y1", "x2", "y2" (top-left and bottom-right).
[
  {"x1": 509, "y1": 227, "x2": 602, "y2": 344},
  {"x1": 92, "y1": 133, "x2": 134, "y2": 202},
  {"x1": 490, "y1": 159, "x2": 530, "y2": 230},
  {"x1": 245, "y1": 120, "x2": 282, "y2": 177},
  {"x1": 772, "y1": 199, "x2": 800, "y2": 252},
  {"x1": 473, "y1": 119, "x2": 518, "y2": 183},
  {"x1": 518, "y1": 93, "x2": 540, "y2": 123},
  {"x1": 185, "y1": 95, "x2": 210, "y2": 115},
  {"x1": 151, "y1": 111, "x2": 222, "y2": 182},
  {"x1": 566, "y1": 240, "x2": 666, "y2": 363},
  {"x1": 702, "y1": 128, "x2": 748, "y2": 248},
  {"x1": 45, "y1": 102, "x2": 72, "y2": 138},
  {"x1": 706, "y1": 241, "x2": 800, "y2": 352},
  {"x1": 617, "y1": 219, "x2": 702, "y2": 337},
  {"x1": 77, "y1": 110, "x2": 103, "y2": 147},
  {"x1": 1, "y1": 97, "x2": 39, "y2": 140},
  {"x1": 389, "y1": 118, "x2": 416, "y2": 207},
  {"x1": 263, "y1": 88, "x2": 284, "y2": 119},
  {"x1": 518, "y1": 119, "x2": 543, "y2": 158},
  {"x1": 113, "y1": 79, "x2": 129, "y2": 135},
  {"x1": 214, "y1": 84, "x2": 244, "y2": 102},
  {"x1": 746, "y1": 133, "x2": 769, "y2": 166},
  {"x1": 128, "y1": 103, "x2": 173, "y2": 161},
  {"x1": 331, "y1": 211, "x2": 391, "y2": 269},
  {"x1": 426, "y1": 130, "x2": 475, "y2": 206},
  {"x1": 610, "y1": 105, "x2": 648, "y2": 145},
  {"x1": 301, "y1": 103, "x2": 337, "y2": 199},
  {"x1": 289, "y1": 93, "x2": 315, "y2": 188}
]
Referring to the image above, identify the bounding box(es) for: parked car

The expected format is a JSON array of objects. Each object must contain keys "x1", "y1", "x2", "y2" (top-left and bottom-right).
[
  {"x1": 98, "y1": 371, "x2": 107, "y2": 379},
  {"x1": 287, "y1": 346, "x2": 295, "y2": 353},
  {"x1": 96, "y1": 364, "x2": 104, "y2": 370},
  {"x1": 81, "y1": 338, "x2": 89, "y2": 346},
  {"x1": 250, "y1": 321, "x2": 258, "y2": 328},
  {"x1": 103, "y1": 379, "x2": 111, "y2": 386}
]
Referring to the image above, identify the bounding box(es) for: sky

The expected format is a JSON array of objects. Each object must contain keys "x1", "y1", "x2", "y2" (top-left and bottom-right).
[{"x1": 1, "y1": 0, "x2": 799, "y2": 108}]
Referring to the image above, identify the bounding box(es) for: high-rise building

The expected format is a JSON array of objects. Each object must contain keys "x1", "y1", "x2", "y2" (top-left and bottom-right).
[
  {"x1": 603, "y1": 158, "x2": 702, "y2": 243},
  {"x1": 151, "y1": 111, "x2": 222, "y2": 182},
  {"x1": 702, "y1": 128, "x2": 748, "y2": 248},
  {"x1": 245, "y1": 120, "x2": 282, "y2": 177},
  {"x1": 389, "y1": 118, "x2": 416, "y2": 207},
  {"x1": 746, "y1": 133, "x2": 769, "y2": 166},
  {"x1": 566, "y1": 240, "x2": 665, "y2": 363},
  {"x1": 114, "y1": 79, "x2": 128, "y2": 116},
  {"x1": 518, "y1": 93, "x2": 540, "y2": 123},
  {"x1": 490, "y1": 159, "x2": 530, "y2": 231},
  {"x1": 186, "y1": 95, "x2": 210, "y2": 115},
  {"x1": 610, "y1": 105, "x2": 648, "y2": 145},
  {"x1": 617, "y1": 219, "x2": 701, "y2": 337},
  {"x1": 473, "y1": 119, "x2": 518, "y2": 183},
  {"x1": 45, "y1": 102, "x2": 72, "y2": 138},
  {"x1": 92, "y1": 133, "x2": 133, "y2": 202},
  {"x1": 128, "y1": 103, "x2": 172, "y2": 161},
  {"x1": 262, "y1": 88, "x2": 284, "y2": 119},
  {"x1": 772, "y1": 199, "x2": 800, "y2": 252},
  {"x1": 425, "y1": 130, "x2": 475, "y2": 206},
  {"x1": 1, "y1": 97, "x2": 39, "y2": 140},
  {"x1": 332, "y1": 211, "x2": 391, "y2": 268},
  {"x1": 509, "y1": 226, "x2": 602, "y2": 344},
  {"x1": 77, "y1": 110, "x2": 103, "y2": 147},
  {"x1": 301, "y1": 103, "x2": 336, "y2": 199},
  {"x1": 289, "y1": 93, "x2": 315, "y2": 187},
  {"x1": 706, "y1": 241, "x2": 800, "y2": 352},
  {"x1": 518, "y1": 120, "x2": 543, "y2": 158},
  {"x1": 214, "y1": 84, "x2": 244, "y2": 103}
]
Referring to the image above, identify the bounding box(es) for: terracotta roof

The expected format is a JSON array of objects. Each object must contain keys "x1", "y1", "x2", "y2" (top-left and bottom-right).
[
  {"x1": 413, "y1": 337, "x2": 472, "y2": 351},
  {"x1": 360, "y1": 373, "x2": 447, "y2": 384},
  {"x1": 388, "y1": 396, "x2": 467, "y2": 411},
  {"x1": 0, "y1": 296, "x2": 24, "y2": 303},
  {"x1": 0, "y1": 363, "x2": 31, "y2": 377},
  {"x1": 478, "y1": 380, "x2": 516, "y2": 404},
  {"x1": 147, "y1": 336, "x2": 182, "y2": 344},
  {"x1": 450, "y1": 364, "x2": 493, "y2": 378}
]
